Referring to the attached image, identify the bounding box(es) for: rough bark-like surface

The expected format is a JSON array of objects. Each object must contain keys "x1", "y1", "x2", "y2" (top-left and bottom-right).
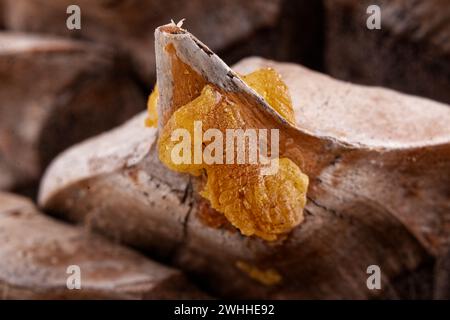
[
  {"x1": 0, "y1": 32, "x2": 144, "y2": 192},
  {"x1": 382, "y1": 259, "x2": 435, "y2": 299},
  {"x1": 39, "y1": 51, "x2": 450, "y2": 298},
  {"x1": 40, "y1": 114, "x2": 189, "y2": 258},
  {"x1": 434, "y1": 247, "x2": 450, "y2": 299},
  {"x1": 0, "y1": 192, "x2": 206, "y2": 299},
  {"x1": 3, "y1": 0, "x2": 282, "y2": 82},
  {"x1": 324, "y1": 0, "x2": 450, "y2": 104}
]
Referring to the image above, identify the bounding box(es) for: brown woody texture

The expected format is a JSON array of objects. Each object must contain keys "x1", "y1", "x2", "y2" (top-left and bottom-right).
[
  {"x1": 2, "y1": 0, "x2": 284, "y2": 82},
  {"x1": 0, "y1": 192, "x2": 206, "y2": 299},
  {"x1": 0, "y1": 33, "x2": 144, "y2": 192},
  {"x1": 325, "y1": 0, "x2": 450, "y2": 104},
  {"x1": 39, "y1": 53, "x2": 450, "y2": 298}
]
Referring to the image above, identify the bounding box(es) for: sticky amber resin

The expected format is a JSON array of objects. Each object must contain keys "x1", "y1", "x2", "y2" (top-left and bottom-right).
[
  {"x1": 146, "y1": 68, "x2": 295, "y2": 127},
  {"x1": 201, "y1": 159, "x2": 308, "y2": 240},
  {"x1": 153, "y1": 68, "x2": 309, "y2": 241},
  {"x1": 145, "y1": 85, "x2": 159, "y2": 127},
  {"x1": 236, "y1": 261, "x2": 282, "y2": 286},
  {"x1": 242, "y1": 68, "x2": 295, "y2": 124}
]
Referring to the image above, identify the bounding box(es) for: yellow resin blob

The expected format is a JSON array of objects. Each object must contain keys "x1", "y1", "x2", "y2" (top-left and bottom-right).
[
  {"x1": 147, "y1": 68, "x2": 309, "y2": 241},
  {"x1": 235, "y1": 261, "x2": 282, "y2": 286},
  {"x1": 145, "y1": 85, "x2": 159, "y2": 128}
]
